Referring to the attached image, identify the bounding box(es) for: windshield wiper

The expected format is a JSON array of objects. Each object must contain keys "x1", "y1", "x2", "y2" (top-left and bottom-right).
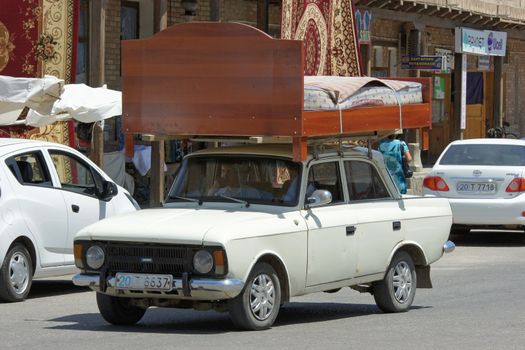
[
  {"x1": 218, "y1": 194, "x2": 250, "y2": 207},
  {"x1": 167, "y1": 195, "x2": 203, "y2": 205}
]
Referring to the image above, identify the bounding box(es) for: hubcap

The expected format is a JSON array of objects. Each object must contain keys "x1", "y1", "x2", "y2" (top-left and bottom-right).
[
  {"x1": 249, "y1": 273, "x2": 275, "y2": 321},
  {"x1": 9, "y1": 252, "x2": 29, "y2": 295},
  {"x1": 392, "y1": 261, "x2": 412, "y2": 303}
]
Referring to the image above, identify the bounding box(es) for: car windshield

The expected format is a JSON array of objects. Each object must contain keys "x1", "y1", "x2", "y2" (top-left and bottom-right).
[
  {"x1": 167, "y1": 156, "x2": 302, "y2": 206},
  {"x1": 439, "y1": 144, "x2": 525, "y2": 166}
]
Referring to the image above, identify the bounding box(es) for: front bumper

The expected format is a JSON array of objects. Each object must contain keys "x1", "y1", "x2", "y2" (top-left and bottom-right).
[{"x1": 72, "y1": 273, "x2": 244, "y2": 300}]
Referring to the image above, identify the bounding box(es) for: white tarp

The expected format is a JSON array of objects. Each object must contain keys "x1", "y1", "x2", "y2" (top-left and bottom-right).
[
  {"x1": 0, "y1": 75, "x2": 64, "y2": 125},
  {"x1": 0, "y1": 75, "x2": 121, "y2": 126}
]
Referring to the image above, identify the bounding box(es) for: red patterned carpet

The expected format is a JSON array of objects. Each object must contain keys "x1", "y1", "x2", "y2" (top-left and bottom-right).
[{"x1": 281, "y1": 0, "x2": 362, "y2": 77}]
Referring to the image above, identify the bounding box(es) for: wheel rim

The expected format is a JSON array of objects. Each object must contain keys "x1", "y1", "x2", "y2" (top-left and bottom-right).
[
  {"x1": 392, "y1": 261, "x2": 412, "y2": 303},
  {"x1": 249, "y1": 273, "x2": 275, "y2": 321},
  {"x1": 9, "y1": 252, "x2": 30, "y2": 295}
]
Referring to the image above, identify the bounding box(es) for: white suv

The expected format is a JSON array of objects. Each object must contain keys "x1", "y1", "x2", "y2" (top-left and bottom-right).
[{"x1": 0, "y1": 138, "x2": 138, "y2": 302}]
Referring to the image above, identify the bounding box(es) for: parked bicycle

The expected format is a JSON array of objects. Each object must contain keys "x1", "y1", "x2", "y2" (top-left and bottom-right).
[{"x1": 487, "y1": 121, "x2": 519, "y2": 139}]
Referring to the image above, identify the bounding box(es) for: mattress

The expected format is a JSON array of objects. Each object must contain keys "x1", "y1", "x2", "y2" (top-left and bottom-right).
[{"x1": 303, "y1": 76, "x2": 423, "y2": 111}]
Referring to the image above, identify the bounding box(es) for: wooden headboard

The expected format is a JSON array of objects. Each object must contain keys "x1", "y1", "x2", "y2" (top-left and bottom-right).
[{"x1": 121, "y1": 22, "x2": 304, "y2": 138}]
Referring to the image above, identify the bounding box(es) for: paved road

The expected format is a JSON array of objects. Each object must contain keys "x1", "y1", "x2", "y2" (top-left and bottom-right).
[{"x1": 1, "y1": 230, "x2": 524, "y2": 350}]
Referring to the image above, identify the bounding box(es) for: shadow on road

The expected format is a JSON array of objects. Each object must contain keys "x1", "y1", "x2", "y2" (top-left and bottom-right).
[
  {"x1": 450, "y1": 230, "x2": 525, "y2": 247},
  {"x1": 27, "y1": 280, "x2": 90, "y2": 300},
  {"x1": 45, "y1": 301, "x2": 427, "y2": 333}
]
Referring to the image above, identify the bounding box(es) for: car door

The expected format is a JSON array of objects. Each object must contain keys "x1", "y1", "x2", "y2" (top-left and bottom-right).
[
  {"x1": 46, "y1": 149, "x2": 114, "y2": 265},
  {"x1": 4, "y1": 151, "x2": 68, "y2": 267},
  {"x1": 343, "y1": 159, "x2": 404, "y2": 277},
  {"x1": 301, "y1": 159, "x2": 358, "y2": 287}
]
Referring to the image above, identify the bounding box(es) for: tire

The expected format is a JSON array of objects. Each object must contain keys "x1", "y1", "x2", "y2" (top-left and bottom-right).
[
  {"x1": 373, "y1": 251, "x2": 416, "y2": 313},
  {"x1": 228, "y1": 262, "x2": 281, "y2": 331},
  {"x1": 0, "y1": 244, "x2": 33, "y2": 302},
  {"x1": 96, "y1": 292, "x2": 146, "y2": 325}
]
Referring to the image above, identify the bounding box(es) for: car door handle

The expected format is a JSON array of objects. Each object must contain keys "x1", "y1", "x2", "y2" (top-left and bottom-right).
[
  {"x1": 72, "y1": 204, "x2": 80, "y2": 213},
  {"x1": 393, "y1": 221, "x2": 401, "y2": 231},
  {"x1": 346, "y1": 226, "x2": 356, "y2": 236}
]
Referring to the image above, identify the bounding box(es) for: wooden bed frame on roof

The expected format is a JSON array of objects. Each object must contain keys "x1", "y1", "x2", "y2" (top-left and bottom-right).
[{"x1": 121, "y1": 22, "x2": 432, "y2": 162}]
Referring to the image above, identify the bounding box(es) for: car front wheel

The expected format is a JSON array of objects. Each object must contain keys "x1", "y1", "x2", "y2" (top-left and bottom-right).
[
  {"x1": 373, "y1": 251, "x2": 416, "y2": 313},
  {"x1": 96, "y1": 293, "x2": 146, "y2": 325},
  {"x1": 228, "y1": 262, "x2": 281, "y2": 331},
  {"x1": 0, "y1": 244, "x2": 33, "y2": 302}
]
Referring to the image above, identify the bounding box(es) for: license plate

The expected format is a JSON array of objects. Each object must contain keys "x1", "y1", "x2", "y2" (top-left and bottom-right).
[
  {"x1": 456, "y1": 182, "x2": 496, "y2": 193},
  {"x1": 115, "y1": 273, "x2": 173, "y2": 291}
]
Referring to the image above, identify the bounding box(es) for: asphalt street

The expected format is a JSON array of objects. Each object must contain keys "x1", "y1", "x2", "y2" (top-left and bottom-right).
[{"x1": 1, "y1": 230, "x2": 524, "y2": 350}]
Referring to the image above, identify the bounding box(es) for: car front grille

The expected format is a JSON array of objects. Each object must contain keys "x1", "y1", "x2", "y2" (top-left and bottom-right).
[{"x1": 104, "y1": 243, "x2": 192, "y2": 275}]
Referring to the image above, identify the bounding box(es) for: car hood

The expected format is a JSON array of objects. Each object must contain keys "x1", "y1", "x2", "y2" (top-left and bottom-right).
[{"x1": 75, "y1": 206, "x2": 303, "y2": 245}]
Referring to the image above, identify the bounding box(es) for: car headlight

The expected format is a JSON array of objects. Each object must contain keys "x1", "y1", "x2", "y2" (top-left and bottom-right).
[
  {"x1": 85, "y1": 245, "x2": 105, "y2": 270},
  {"x1": 193, "y1": 250, "x2": 213, "y2": 274}
]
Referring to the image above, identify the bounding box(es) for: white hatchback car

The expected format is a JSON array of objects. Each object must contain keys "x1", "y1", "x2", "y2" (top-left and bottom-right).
[
  {"x1": 423, "y1": 138, "x2": 525, "y2": 233},
  {"x1": 0, "y1": 138, "x2": 138, "y2": 302}
]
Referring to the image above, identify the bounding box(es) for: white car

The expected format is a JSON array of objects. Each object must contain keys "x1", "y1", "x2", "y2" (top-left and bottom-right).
[
  {"x1": 73, "y1": 144, "x2": 453, "y2": 330},
  {"x1": 423, "y1": 138, "x2": 525, "y2": 233},
  {"x1": 0, "y1": 138, "x2": 138, "y2": 302}
]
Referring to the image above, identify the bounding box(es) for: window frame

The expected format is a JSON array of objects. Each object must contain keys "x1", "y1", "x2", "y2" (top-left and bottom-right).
[
  {"x1": 343, "y1": 159, "x2": 393, "y2": 202},
  {"x1": 305, "y1": 159, "x2": 345, "y2": 207},
  {"x1": 5, "y1": 151, "x2": 53, "y2": 187}
]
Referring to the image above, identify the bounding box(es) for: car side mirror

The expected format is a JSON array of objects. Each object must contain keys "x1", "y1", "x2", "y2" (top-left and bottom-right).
[
  {"x1": 98, "y1": 181, "x2": 118, "y2": 202},
  {"x1": 306, "y1": 190, "x2": 332, "y2": 208}
]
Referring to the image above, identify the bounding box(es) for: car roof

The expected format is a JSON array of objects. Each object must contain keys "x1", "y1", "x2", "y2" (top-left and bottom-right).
[
  {"x1": 448, "y1": 138, "x2": 525, "y2": 146},
  {"x1": 189, "y1": 143, "x2": 383, "y2": 161},
  {"x1": 0, "y1": 138, "x2": 73, "y2": 155}
]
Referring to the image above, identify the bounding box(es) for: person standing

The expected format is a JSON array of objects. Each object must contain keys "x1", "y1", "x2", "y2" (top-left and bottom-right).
[{"x1": 377, "y1": 133, "x2": 412, "y2": 194}]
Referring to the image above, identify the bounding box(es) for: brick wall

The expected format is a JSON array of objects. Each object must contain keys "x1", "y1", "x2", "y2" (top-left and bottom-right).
[
  {"x1": 168, "y1": 0, "x2": 281, "y2": 36},
  {"x1": 504, "y1": 39, "x2": 525, "y2": 136},
  {"x1": 105, "y1": 0, "x2": 121, "y2": 90}
]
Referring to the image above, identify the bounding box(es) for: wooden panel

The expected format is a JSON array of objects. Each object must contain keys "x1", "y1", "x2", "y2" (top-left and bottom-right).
[
  {"x1": 122, "y1": 22, "x2": 304, "y2": 137},
  {"x1": 302, "y1": 103, "x2": 431, "y2": 136}
]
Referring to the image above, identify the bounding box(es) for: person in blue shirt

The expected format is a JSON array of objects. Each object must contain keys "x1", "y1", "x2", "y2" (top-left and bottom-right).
[{"x1": 378, "y1": 133, "x2": 412, "y2": 194}]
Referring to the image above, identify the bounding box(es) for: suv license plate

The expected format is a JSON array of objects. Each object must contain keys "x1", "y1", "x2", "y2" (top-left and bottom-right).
[
  {"x1": 115, "y1": 273, "x2": 173, "y2": 291},
  {"x1": 456, "y1": 182, "x2": 496, "y2": 193}
]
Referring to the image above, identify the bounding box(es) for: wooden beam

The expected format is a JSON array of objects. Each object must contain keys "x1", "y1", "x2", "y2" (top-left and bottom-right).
[
  {"x1": 364, "y1": 0, "x2": 381, "y2": 6},
  {"x1": 377, "y1": 0, "x2": 391, "y2": 9},
  {"x1": 426, "y1": 6, "x2": 441, "y2": 16},
  {"x1": 450, "y1": 10, "x2": 463, "y2": 20},
  {"x1": 479, "y1": 17, "x2": 494, "y2": 26},
  {"x1": 150, "y1": 140, "x2": 165, "y2": 208},
  {"x1": 153, "y1": 0, "x2": 167, "y2": 33},
  {"x1": 457, "y1": 12, "x2": 472, "y2": 23},
  {"x1": 91, "y1": 121, "x2": 104, "y2": 168},
  {"x1": 467, "y1": 15, "x2": 485, "y2": 25},
  {"x1": 438, "y1": 8, "x2": 452, "y2": 18},
  {"x1": 416, "y1": 3, "x2": 428, "y2": 13}
]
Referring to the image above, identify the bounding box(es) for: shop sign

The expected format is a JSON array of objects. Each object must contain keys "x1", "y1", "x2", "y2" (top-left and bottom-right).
[
  {"x1": 478, "y1": 56, "x2": 490, "y2": 70},
  {"x1": 401, "y1": 55, "x2": 445, "y2": 70},
  {"x1": 455, "y1": 27, "x2": 507, "y2": 56},
  {"x1": 433, "y1": 76, "x2": 445, "y2": 100},
  {"x1": 435, "y1": 48, "x2": 454, "y2": 71},
  {"x1": 486, "y1": 30, "x2": 507, "y2": 56},
  {"x1": 355, "y1": 9, "x2": 371, "y2": 44}
]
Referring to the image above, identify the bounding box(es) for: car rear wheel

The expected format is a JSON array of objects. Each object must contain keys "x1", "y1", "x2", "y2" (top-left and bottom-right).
[
  {"x1": 96, "y1": 293, "x2": 146, "y2": 325},
  {"x1": 228, "y1": 262, "x2": 281, "y2": 331},
  {"x1": 0, "y1": 244, "x2": 33, "y2": 302},
  {"x1": 373, "y1": 251, "x2": 416, "y2": 313}
]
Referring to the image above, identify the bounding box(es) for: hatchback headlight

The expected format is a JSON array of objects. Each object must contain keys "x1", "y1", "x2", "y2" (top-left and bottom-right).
[
  {"x1": 85, "y1": 245, "x2": 105, "y2": 270},
  {"x1": 193, "y1": 250, "x2": 213, "y2": 274}
]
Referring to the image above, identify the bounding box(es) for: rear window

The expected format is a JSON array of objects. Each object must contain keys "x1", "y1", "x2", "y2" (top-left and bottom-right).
[{"x1": 439, "y1": 144, "x2": 525, "y2": 166}]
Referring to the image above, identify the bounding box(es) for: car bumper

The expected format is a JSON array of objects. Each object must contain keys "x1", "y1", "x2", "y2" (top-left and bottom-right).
[
  {"x1": 72, "y1": 273, "x2": 244, "y2": 300},
  {"x1": 443, "y1": 197, "x2": 525, "y2": 226}
]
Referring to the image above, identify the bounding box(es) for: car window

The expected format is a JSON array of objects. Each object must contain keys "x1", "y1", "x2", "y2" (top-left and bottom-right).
[
  {"x1": 49, "y1": 151, "x2": 100, "y2": 196},
  {"x1": 6, "y1": 152, "x2": 52, "y2": 187},
  {"x1": 344, "y1": 160, "x2": 391, "y2": 201},
  {"x1": 439, "y1": 144, "x2": 525, "y2": 166},
  {"x1": 307, "y1": 161, "x2": 343, "y2": 203}
]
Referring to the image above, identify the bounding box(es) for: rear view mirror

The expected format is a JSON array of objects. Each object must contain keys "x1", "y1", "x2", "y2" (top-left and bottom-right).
[
  {"x1": 98, "y1": 181, "x2": 118, "y2": 201},
  {"x1": 306, "y1": 190, "x2": 332, "y2": 208}
]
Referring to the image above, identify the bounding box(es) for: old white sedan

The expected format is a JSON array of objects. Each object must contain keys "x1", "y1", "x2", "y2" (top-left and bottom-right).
[
  {"x1": 423, "y1": 138, "x2": 525, "y2": 233},
  {"x1": 73, "y1": 144, "x2": 453, "y2": 330},
  {"x1": 0, "y1": 138, "x2": 138, "y2": 302}
]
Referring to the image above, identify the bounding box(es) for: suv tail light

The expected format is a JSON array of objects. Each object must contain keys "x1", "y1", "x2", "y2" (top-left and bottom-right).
[
  {"x1": 506, "y1": 178, "x2": 525, "y2": 192},
  {"x1": 423, "y1": 176, "x2": 450, "y2": 191}
]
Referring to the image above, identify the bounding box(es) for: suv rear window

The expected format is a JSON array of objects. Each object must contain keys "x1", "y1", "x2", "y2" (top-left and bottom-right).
[{"x1": 439, "y1": 144, "x2": 525, "y2": 166}]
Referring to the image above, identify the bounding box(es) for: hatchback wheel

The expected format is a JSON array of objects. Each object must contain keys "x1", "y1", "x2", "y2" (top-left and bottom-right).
[
  {"x1": 0, "y1": 244, "x2": 33, "y2": 302},
  {"x1": 373, "y1": 251, "x2": 416, "y2": 313},
  {"x1": 96, "y1": 293, "x2": 147, "y2": 325}
]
